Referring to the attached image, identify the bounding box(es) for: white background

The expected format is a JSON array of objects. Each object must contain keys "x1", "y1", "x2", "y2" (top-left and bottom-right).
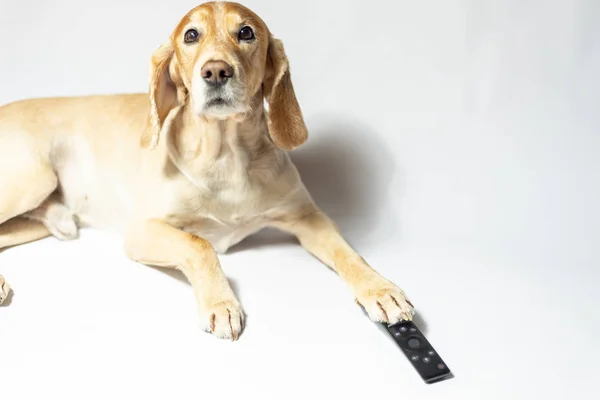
[{"x1": 0, "y1": 0, "x2": 598, "y2": 399}]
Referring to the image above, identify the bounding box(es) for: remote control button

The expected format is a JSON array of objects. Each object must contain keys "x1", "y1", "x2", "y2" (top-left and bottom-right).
[
  {"x1": 409, "y1": 327, "x2": 417, "y2": 332},
  {"x1": 427, "y1": 350, "x2": 435, "y2": 356},
  {"x1": 400, "y1": 326, "x2": 408, "y2": 332},
  {"x1": 394, "y1": 331, "x2": 401, "y2": 337},
  {"x1": 422, "y1": 357, "x2": 431, "y2": 363},
  {"x1": 411, "y1": 355, "x2": 419, "y2": 361},
  {"x1": 408, "y1": 338, "x2": 421, "y2": 349},
  {"x1": 437, "y1": 363, "x2": 446, "y2": 370}
]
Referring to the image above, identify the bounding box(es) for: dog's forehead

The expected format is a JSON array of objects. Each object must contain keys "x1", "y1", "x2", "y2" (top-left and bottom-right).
[{"x1": 173, "y1": 2, "x2": 268, "y2": 35}]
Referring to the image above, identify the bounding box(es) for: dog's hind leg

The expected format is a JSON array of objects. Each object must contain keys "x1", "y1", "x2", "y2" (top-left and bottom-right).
[
  {"x1": 0, "y1": 126, "x2": 60, "y2": 226},
  {"x1": 0, "y1": 161, "x2": 58, "y2": 227},
  {"x1": 0, "y1": 140, "x2": 61, "y2": 304},
  {"x1": 0, "y1": 216, "x2": 52, "y2": 251}
]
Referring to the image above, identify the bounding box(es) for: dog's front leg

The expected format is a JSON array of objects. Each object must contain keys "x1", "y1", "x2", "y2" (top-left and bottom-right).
[
  {"x1": 124, "y1": 219, "x2": 243, "y2": 340},
  {"x1": 272, "y1": 208, "x2": 414, "y2": 324}
]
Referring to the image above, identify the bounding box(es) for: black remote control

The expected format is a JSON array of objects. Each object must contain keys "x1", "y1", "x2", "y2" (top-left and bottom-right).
[{"x1": 382, "y1": 321, "x2": 452, "y2": 384}]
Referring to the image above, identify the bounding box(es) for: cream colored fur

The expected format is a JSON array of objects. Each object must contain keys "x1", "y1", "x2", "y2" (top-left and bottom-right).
[{"x1": 0, "y1": 1, "x2": 414, "y2": 339}]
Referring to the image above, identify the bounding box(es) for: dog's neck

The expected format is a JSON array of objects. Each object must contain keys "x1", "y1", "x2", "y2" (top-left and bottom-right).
[{"x1": 165, "y1": 94, "x2": 271, "y2": 186}]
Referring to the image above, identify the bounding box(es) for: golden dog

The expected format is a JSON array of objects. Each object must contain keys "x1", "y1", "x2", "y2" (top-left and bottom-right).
[{"x1": 0, "y1": 1, "x2": 414, "y2": 339}]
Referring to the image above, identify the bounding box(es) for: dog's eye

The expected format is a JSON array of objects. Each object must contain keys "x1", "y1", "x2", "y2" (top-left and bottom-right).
[
  {"x1": 238, "y1": 26, "x2": 255, "y2": 41},
  {"x1": 184, "y1": 29, "x2": 200, "y2": 44}
]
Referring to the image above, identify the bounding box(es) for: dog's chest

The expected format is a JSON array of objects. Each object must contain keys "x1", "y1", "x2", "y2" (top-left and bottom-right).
[
  {"x1": 165, "y1": 146, "x2": 293, "y2": 253},
  {"x1": 170, "y1": 183, "x2": 271, "y2": 253},
  {"x1": 181, "y1": 214, "x2": 266, "y2": 254}
]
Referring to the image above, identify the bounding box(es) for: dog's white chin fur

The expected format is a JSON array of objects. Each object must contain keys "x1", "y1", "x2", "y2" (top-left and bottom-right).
[{"x1": 199, "y1": 103, "x2": 248, "y2": 120}]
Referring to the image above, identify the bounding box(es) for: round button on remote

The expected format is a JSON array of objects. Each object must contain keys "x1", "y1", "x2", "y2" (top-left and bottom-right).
[
  {"x1": 407, "y1": 338, "x2": 421, "y2": 349},
  {"x1": 428, "y1": 350, "x2": 435, "y2": 356},
  {"x1": 422, "y1": 357, "x2": 431, "y2": 363},
  {"x1": 399, "y1": 326, "x2": 408, "y2": 332},
  {"x1": 411, "y1": 355, "x2": 419, "y2": 361}
]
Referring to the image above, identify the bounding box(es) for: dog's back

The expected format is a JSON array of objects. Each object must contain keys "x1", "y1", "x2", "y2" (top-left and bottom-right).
[{"x1": 0, "y1": 93, "x2": 148, "y2": 145}]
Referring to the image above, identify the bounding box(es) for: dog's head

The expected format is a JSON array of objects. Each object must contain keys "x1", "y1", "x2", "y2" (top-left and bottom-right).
[{"x1": 141, "y1": 1, "x2": 308, "y2": 151}]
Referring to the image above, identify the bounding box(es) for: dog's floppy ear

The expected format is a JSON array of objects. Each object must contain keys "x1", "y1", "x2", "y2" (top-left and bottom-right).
[
  {"x1": 141, "y1": 42, "x2": 185, "y2": 150},
  {"x1": 263, "y1": 36, "x2": 308, "y2": 150}
]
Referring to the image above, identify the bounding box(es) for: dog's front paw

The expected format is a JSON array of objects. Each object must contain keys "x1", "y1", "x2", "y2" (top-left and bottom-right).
[
  {"x1": 0, "y1": 275, "x2": 10, "y2": 305},
  {"x1": 201, "y1": 299, "x2": 244, "y2": 341},
  {"x1": 355, "y1": 282, "x2": 414, "y2": 324}
]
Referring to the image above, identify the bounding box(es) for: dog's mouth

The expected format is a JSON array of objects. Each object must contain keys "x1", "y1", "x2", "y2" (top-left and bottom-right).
[{"x1": 205, "y1": 97, "x2": 229, "y2": 108}]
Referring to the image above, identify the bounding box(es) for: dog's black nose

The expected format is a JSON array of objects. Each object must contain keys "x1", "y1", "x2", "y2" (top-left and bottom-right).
[{"x1": 201, "y1": 60, "x2": 233, "y2": 85}]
